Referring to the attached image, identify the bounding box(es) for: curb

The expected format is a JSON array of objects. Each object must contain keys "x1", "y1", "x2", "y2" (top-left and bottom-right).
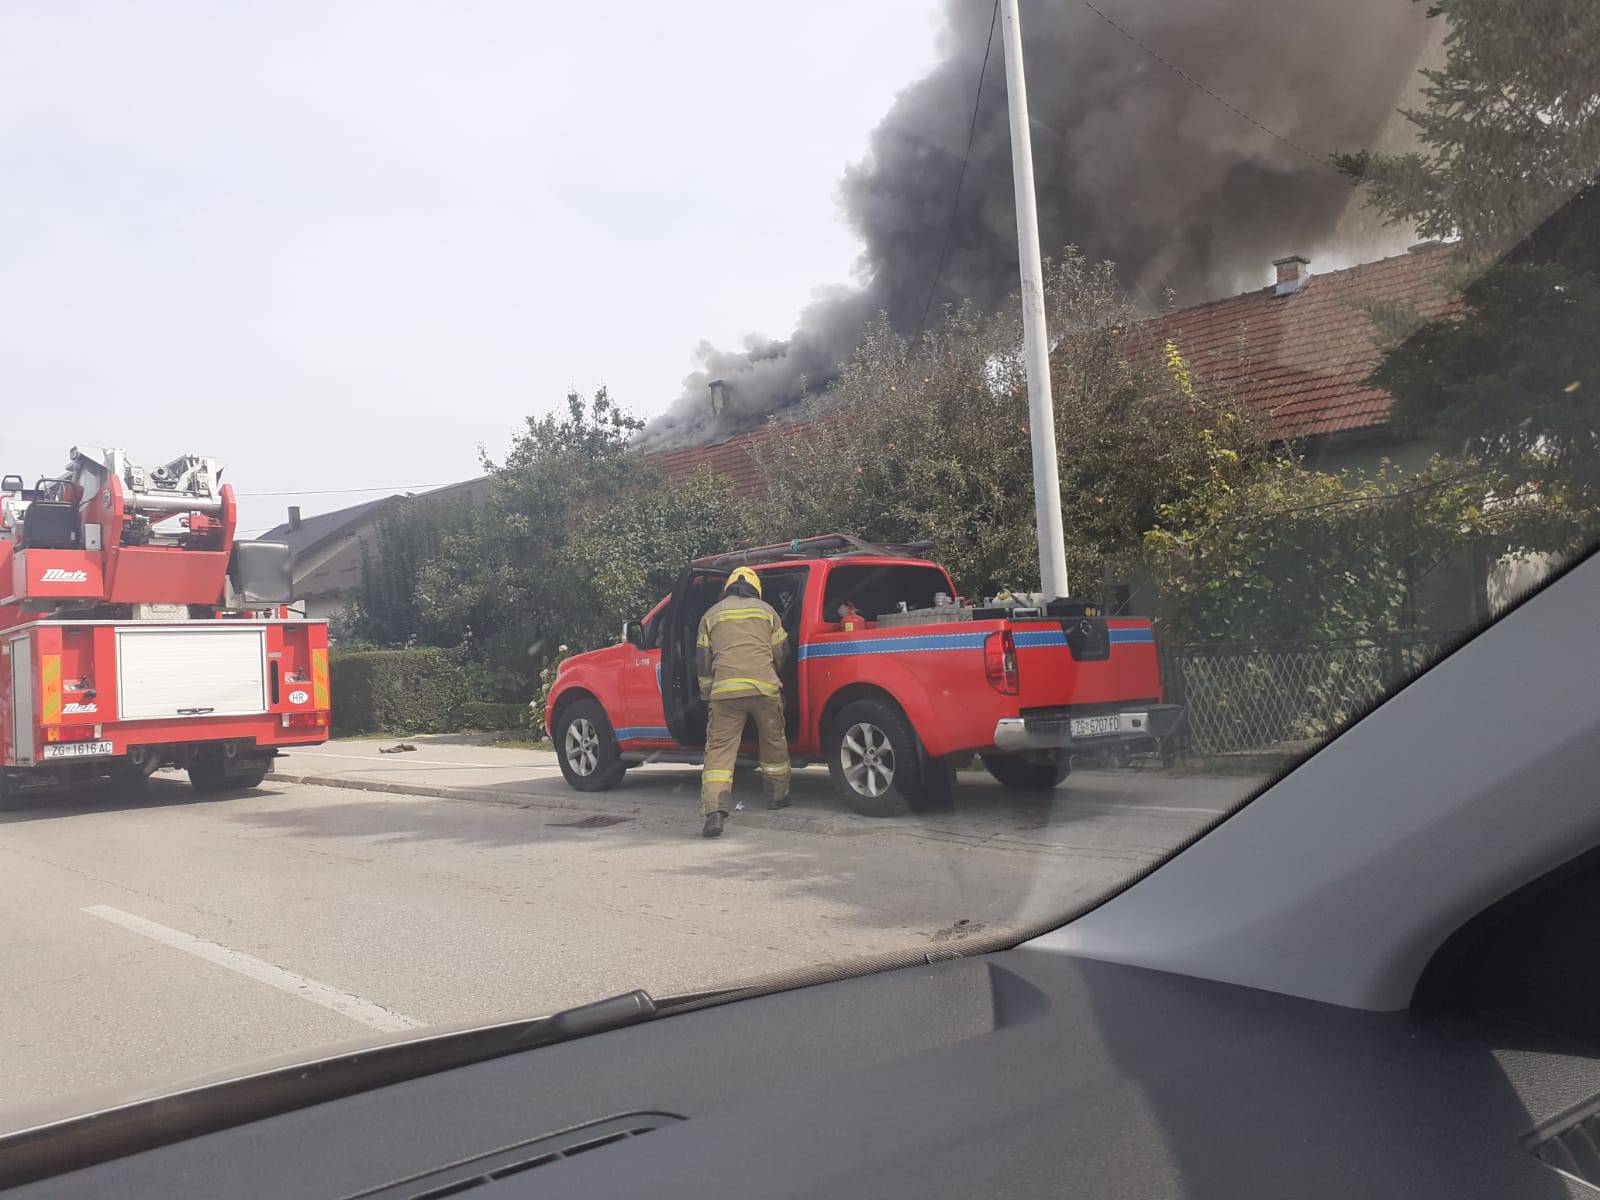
[{"x1": 264, "y1": 770, "x2": 880, "y2": 838}]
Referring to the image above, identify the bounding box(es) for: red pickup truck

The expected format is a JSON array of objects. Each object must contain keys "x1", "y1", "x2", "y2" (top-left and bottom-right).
[{"x1": 545, "y1": 536, "x2": 1182, "y2": 816}]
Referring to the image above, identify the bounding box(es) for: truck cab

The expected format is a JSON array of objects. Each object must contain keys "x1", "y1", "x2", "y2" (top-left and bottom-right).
[{"x1": 546, "y1": 536, "x2": 1182, "y2": 816}]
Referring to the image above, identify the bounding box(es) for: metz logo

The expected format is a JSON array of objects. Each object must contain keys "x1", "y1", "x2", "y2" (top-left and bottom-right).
[
  {"x1": 63, "y1": 702, "x2": 98, "y2": 714},
  {"x1": 39, "y1": 568, "x2": 89, "y2": 584}
]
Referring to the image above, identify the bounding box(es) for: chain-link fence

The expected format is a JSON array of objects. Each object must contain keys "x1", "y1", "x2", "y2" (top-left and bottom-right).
[{"x1": 1161, "y1": 632, "x2": 1468, "y2": 756}]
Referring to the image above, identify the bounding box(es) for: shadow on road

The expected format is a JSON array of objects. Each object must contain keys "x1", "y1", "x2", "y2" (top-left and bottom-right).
[
  {"x1": 0, "y1": 774, "x2": 271, "y2": 823},
  {"x1": 226, "y1": 788, "x2": 1069, "y2": 935}
]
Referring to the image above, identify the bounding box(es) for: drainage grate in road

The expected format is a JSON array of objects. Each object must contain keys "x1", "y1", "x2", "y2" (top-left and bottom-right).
[{"x1": 549, "y1": 814, "x2": 634, "y2": 829}]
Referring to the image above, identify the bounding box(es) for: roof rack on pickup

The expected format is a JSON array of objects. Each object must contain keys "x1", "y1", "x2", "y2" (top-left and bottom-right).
[{"x1": 694, "y1": 533, "x2": 935, "y2": 569}]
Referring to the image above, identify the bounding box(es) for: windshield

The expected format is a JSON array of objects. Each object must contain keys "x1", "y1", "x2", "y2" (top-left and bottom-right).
[{"x1": 1, "y1": 0, "x2": 1596, "y2": 1140}]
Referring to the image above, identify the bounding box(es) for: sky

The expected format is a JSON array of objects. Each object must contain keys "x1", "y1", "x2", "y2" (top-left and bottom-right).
[{"x1": 0, "y1": 1, "x2": 945, "y2": 536}]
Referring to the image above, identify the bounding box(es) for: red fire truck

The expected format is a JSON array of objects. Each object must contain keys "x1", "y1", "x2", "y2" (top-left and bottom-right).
[
  {"x1": 545, "y1": 535, "x2": 1182, "y2": 816},
  {"x1": 0, "y1": 447, "x2": 329, "y2": 800}
]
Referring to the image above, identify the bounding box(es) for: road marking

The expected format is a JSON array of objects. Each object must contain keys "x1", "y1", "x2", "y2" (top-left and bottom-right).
[{"x1": 81, "y1": 905, "x2": 423, "y2": 1033}]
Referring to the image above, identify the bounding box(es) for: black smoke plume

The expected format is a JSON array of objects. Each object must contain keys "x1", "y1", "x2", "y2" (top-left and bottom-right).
[{"x1": 641, "y1": 0, "x2": 1432, "y2": 448}]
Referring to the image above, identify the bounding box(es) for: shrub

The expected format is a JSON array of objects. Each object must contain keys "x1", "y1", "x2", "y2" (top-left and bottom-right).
[
  {"x1": 457, "y1": 701, "x2": 527, "y2": 731},
  {"x1": 330, "y1": 647, "x2": 481, "y2": 736}
]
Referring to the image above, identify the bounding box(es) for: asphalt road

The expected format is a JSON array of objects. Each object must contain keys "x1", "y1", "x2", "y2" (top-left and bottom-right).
[{"x1": 0, "y1": 753, "x2": 1262, "y2": 1133}]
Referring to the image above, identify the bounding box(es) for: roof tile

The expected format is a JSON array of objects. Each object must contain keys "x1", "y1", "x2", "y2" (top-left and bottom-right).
[{"x1": 649, "y1": 246, "x2": 1460, "y2": 494}]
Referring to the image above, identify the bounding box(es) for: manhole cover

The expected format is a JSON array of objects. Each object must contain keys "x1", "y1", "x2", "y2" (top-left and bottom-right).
[{"x1": 549, "y1": 814, "x2": 633, "y2": 829}]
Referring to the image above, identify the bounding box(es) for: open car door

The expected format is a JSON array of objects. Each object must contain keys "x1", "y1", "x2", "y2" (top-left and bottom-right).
[{"x1": 659, "y1": 566, "x2": 726, "y2": 747}]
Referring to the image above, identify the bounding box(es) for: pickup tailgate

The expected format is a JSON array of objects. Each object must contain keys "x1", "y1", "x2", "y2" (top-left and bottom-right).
[{"x1": 1010, "y1": 616, "x2": 1162, "y2": 708}]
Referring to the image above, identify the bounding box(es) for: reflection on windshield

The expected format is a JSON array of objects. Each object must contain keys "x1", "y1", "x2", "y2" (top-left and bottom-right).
[{"x1": 0, "y1": 0, "x2": 1594, "y2": 1137}]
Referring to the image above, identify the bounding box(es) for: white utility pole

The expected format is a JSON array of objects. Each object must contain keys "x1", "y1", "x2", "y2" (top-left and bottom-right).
[{"x1": 999, "y1": 0, "x2": 1070, "y2": 600}]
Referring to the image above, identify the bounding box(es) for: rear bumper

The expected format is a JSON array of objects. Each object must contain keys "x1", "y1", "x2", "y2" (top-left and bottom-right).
[{"x1": 993, "y1": 704, "x2": 1184, "y2": 752}]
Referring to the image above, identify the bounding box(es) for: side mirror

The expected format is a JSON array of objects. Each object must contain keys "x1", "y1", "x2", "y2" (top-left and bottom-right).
[
  {"x1": 622, "y1": 620, "x2": 642, "y2": 646},
  {"x1": 1, "y1": 475, "x2": 22, "y2": 494}
]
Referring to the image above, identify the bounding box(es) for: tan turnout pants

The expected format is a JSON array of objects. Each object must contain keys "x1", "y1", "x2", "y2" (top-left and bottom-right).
[{"x1": 700, "y1": 693, "x2": 790, "y2": 816}]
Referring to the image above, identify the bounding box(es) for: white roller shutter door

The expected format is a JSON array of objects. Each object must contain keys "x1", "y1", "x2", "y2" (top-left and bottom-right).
[{"x1": 115, "y1": 627, "x2": 267, "y2": 720}]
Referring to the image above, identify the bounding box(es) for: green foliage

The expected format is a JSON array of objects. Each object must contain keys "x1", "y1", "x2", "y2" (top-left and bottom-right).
[
  {"x1": 366, "y1": 389, "x2": 746, "y2": 691},
  {"x1": 747, "y1": 251, "x2": 1267, "y2": 601},
  {"x1": 1333, "y1": 0, "x2": 1600, "y2": 260},
  {"x1": 348, "y1": 496, "x2": 479, "y2": 647},
  {"x1": 329, "y1": 647, "x2": 487, "y2": 736},
  {"x1": 1338, "y1": 0, "x2": 1600, "y2": 558},
  {"x1": 457, "y1": 701, "x2": 528, "y2": 731},
  {"x1": 524, "y1": 645, "x2": 569, "y2": 736},
  {"x1": 1373, "y1": 262, "x2": 1600, "y2": 522},
  {"x1": 1146, "y1": 455, "x2": 1512, "y2": 642}
]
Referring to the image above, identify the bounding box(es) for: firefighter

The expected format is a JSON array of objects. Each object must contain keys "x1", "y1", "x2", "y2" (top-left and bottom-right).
[{"x1": 696, "y1": 566, "x2": 790, "y2": 838}]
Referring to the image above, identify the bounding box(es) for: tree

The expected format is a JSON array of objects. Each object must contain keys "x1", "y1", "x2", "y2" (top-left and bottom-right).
[
  {"x1": 747, "y1": 251, "x2": 1267, "y2": 601},
  {"x1": 1334, "y1": 0, "x2": 1600, "y2": 262},
  {"x1": 1369, "y1": 258, "x2": 1600, "y2": 521},
  {"x1": 395, "y1": 389, "x2": 746, "y2": 691},
  {"x1": 348, "y1": 495, "x2": 478, "y2": 646},
  {"x1": 1338, "y1": 0, "x2": 1600, "y2": 550},
  {"x1": 1146, "y1": 455, "x2": 1518, "y2": 642}
]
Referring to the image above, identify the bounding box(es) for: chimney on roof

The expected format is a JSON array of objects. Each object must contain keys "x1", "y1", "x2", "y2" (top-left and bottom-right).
[
  {"x1": 1273, "y1": 255, "x2": 1310, "y2": 296},
  {"x1": 288, "y1": 505, "x2": 302, "y2": 531},
  {"x1": 708, "y1": 378, "x2": 726, "y2": 417}
]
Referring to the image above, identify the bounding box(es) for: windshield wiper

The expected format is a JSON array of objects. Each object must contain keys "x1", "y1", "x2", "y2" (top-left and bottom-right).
[{"x1": 0, "y1": 989, "x2": 660, "y2": 1191}]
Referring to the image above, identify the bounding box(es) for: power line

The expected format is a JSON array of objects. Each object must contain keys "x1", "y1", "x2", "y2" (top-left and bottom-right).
[
  {"x1": 914, "y1": 0, "x2": 1000, "y2": 344},
  {"x1": 235, "y1": 483, "x2": 453, "y2": 498},
  {"x1": 1074, "y1": 0, "x2": 1342, "y2": 177}
]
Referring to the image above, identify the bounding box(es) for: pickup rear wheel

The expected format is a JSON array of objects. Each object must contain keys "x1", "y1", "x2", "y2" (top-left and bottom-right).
[
  {"x1": 555, "y1": 699, "x2": 626, "y2": 792},
  {"x1": 825, "y1": 700, "x2": 933, "y2": 818},
  {"x1": 980, "y1": 752, "x2": 1071, "y2": 791}
]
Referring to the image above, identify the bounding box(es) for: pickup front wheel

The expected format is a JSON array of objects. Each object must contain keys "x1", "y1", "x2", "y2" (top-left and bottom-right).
[
  {"x1": 555, "y1": 699, "x2": 626, "y2": 792},
  {"x1": 825, "y1": 700, "x2": 932, "y2": 818}
]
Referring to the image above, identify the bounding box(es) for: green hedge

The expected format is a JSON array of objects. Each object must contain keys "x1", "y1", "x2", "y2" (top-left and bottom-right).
[
  {"x1": 330, "y1": 648, "x2": 482, "y2": 736},
  {"x1": 457, "y1": 700, "x2": 527, "y2": 731}
]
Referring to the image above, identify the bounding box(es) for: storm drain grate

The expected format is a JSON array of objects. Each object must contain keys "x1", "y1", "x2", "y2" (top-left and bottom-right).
[{"x1": 548, "y1": 814, "x2": 633, "y2": 829}]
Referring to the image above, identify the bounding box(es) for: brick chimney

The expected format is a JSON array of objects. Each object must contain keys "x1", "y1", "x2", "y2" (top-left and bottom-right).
[
  {"x1": 288, "y1": 505, "x2": 302, "y2": 531},
  {"x1": 1273, "y1": 255, "x2": 1310, "y2": 296},
  {"x1": 708, "y1": 378, "x2": 726, "y2": 417}
]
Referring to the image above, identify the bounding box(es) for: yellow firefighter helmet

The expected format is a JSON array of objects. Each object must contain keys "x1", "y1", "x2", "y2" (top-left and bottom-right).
[{"x1": 725, "y1": 566, "x2": 763, "y2": 597}]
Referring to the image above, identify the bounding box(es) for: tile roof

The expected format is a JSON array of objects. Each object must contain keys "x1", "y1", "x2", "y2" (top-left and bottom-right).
[
  {"x1": 651, "y1": 423, "x2": 788, "y2": 499},
  {"x1": 1149, "y1": 243, "x2": 1459, "y2": 440},
  {"x1": 649, "y1": 245, "x2": 1461, "y2": 494}
]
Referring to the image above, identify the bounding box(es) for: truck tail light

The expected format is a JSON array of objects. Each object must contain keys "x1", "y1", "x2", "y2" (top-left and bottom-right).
[
  {"x1": 283, "y1": 711, "x2": 329, "y2": 729},
  {"x1": 984, "y1": 630, "x2": 1019, "y2": 695},
  {"x1": 45, "y1": 724, "x2": 98, "y2": 743}
]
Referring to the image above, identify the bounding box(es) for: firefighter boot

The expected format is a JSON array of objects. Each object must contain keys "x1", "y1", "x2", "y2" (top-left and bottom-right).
[{"x1": 702, "y1": 810, "x2": 727, "y2": 838}]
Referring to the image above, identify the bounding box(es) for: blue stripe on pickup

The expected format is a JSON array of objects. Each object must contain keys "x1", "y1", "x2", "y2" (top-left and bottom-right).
[
  {"x1": 615, "y1": 726, "x2": 671, "y2": 741},
  {"x1": 1013, "y1": 629, "x2": 1066, "y2": 648},
  {"x1": 795, "y1": 625, "x2": 1155, "y2": 661},
  {"x1": 798, "y1": 632, "x2": 989, "y2": 660}
]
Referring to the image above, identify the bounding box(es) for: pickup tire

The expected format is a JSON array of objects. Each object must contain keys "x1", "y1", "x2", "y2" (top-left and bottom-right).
[
  {"x1": 825, "y1": 699, "x2": 937, "y2": 818},
  {"x1": 555, "y1": 699, "x2": 626, "y2": 792},
  {"x1": 980, "y1": 752, "x2": 1071, "y2": 791}
]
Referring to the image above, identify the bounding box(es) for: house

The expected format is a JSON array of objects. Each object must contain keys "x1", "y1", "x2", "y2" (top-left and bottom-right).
[
  {"x1": 648, "y1": 243, "x2": 1487, "y2": 626},
  {"x1": 257, "y1": 477, "x2": 490, "y2": 622},
  {"x1": 652, "y1": 244, "x2": 1461, "y2": 496}
]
